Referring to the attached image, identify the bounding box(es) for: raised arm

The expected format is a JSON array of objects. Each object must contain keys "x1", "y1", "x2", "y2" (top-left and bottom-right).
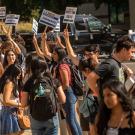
[
  {"x1": 32, "y1": 34, "x2": 44, "y2": 59},
  {"x1": 63, "y1": 29, "x2": 79, "y2": 66},
  {"x1": 41, "y1": 32, "x2": 52, "y2": 60},
  {"x1": 55, "y1": 36, "x2": 65, "y2": 49},
  {"x1": 1, "y1": 25, "x2": 21, "y2": 55}
]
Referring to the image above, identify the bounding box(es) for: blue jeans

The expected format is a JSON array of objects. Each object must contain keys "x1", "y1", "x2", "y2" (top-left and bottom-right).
[
  {"x1": 30, "y1": 113, "x2": 59, "y2": 135},
  {"x1": 64, "y1": 87, "x2": 82, "y2": 135}
]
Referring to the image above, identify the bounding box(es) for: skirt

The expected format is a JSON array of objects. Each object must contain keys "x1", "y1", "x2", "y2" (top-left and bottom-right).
[{"x1": 0, "y1": 106, "x2": 21, "y2": 135}]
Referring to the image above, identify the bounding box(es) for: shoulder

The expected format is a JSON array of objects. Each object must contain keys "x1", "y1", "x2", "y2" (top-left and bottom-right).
[
  {"x1": 87, "y1": 71, "x2": 100, "y2": 81},
  {"x1": 4, "y1": 80, "x2": 14, "y2": 90},
  {"x1": 59, "y1": 63, "x2": 70, "y2": 71}
]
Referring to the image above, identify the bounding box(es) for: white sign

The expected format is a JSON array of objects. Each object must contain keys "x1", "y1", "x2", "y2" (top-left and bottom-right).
[
  {"x1": 63, "y1": 7, "x2": 77, "y2": 24},
  {"x1": 39, "y1": 9, "x2": 60, "y2": 29},
  {"x1": 54, "y1": 19, "x2": 60, "y2": 32},
  {"x1": 32, "y1": 18, "x2": 38, "y2": 35},
  {"x1": 0, "y1": 7, "x2": 6, "y2": 19},
  {"x1": 5, "y1": 14, "x2": 20, "y2": 25}
]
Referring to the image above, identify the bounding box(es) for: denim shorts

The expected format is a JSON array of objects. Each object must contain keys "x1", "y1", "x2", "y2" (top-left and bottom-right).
[{"x1": 0, "y1": 106, "x2": 21, "y2": 135}]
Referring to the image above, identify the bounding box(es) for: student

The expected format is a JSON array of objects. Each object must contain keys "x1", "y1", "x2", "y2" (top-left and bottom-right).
[
  {"x1": 52, "y1": 47, "x2": 82, "y2": 135},
  {"x1": 87, "y1": 35, "x2": 135, "y2": 98},
  {"x1": 1, "y1": 25, "x2": 25, "y2": 72},
  {"x1": 21, "y1": 57, "x2": 66, "y2": 135},
  {"x1": 79, "y1": 59, "x2": 98, "y2": 135},
  {"x1": 96, "y1": 80, "x2": 135, "y2": 135},
  {"x1": 0, "y1": 64, "x2": 23, "y2": 135}
]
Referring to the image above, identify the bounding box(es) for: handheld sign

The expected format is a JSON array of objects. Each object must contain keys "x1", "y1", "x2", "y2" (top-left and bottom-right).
[
  {"x1": 0, "y1": 7, "x2": 6, "y2": 19},
  {"x1": 63, "y1": 7, "x2": 77, "y2": 24},
  {"x1": 39, "y1": 9, "x2": 59, "y2": 29},
  {"x1": 5, "y1": 14, "x2": 20, "y2": 26},
  {"x1": 54, "y1": 19, "x2": 60, "y2": 32},
  {"x1": 32, "y1": 18, "x2": 38, "y2": 35}
]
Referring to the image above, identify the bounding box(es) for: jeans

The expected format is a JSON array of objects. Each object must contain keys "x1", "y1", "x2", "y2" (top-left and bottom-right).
[
  {"x1": 64, "y1": 87, "x2": 82, "y2": 135},
  {"x1": 30, "y1": 113, "x2": 59, "y2": 135}
]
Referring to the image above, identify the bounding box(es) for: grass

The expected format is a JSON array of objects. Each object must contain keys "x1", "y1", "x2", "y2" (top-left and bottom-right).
[{"x1": 0, "y1": 22, "x2": 32, "y2": 34}]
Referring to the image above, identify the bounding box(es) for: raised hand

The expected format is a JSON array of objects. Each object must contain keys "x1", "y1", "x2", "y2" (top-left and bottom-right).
[
  {"x1": 63, "y1": 28, "x2": 69, "y2": 41},
  {"x1": 33, "y1": 34, "x2": 38, "y2": 45},
  {"x1": 41, "y1": 32, "x2": 47, "y2": 41}
]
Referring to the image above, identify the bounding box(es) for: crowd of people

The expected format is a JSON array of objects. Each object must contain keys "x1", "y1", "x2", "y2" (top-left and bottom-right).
[{"x1": 0, "y1": 24, "x2": 135, "y2": 135}]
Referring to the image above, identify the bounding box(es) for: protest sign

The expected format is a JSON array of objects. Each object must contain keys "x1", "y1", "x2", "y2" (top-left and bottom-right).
[
  {"x1": 54, "y1": 18, "x2": 60, "y2": 32},
  {"x1": 39, "y1": 9, "x2": 59, "y2": 29},
  {"x1": 0, "y1": 7, "x2": 6, "y2": 19},
  {"x1": 5, "y1": 14, "x2": 20, "y2": 25},
  {"x1": 32, "y1": 18, "x2": 38, "y2": 35},
  {"x1": 63, "y1": 7, "x2": 77, "y2": 24}
]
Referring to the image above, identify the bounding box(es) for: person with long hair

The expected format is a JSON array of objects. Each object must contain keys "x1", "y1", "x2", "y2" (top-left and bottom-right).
[
  {"x1": 21, "y1": 57, "x2": 66, "y2": 135},
  {"x1": 52, "y1": 47, "x2": 82, "y2": 135},
  {"x1": 96, "y1": 80, "x2": 135, "y2": 135},
  {"x1": 3, "y1": 49, "x2": 18, "y2": 69},
  {"x1": 0, "y1": 64, "x2": 22, "y2": 135}
]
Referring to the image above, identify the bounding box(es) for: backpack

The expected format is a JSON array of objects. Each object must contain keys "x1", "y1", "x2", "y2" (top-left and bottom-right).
[
  {"x1": 70, "y1": 64, "x2": 84, "y2": 96},
  {"x1": 29, "y1": 77, "x2": 57, "y2": 121},
  {"x1": 58, "y1": 58, "x2": 84, "y2": 96}
]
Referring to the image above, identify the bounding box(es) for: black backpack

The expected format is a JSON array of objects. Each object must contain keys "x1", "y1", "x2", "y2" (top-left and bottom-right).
[
  {"x1": 58, "y1": 58, "x2": 84, "y2": 96},
  {"x1": 70, "y1": 64, "x2": 84, "y2": 96},
  {"x1": 29, "y1": 77, "x2": 57, "y2": 121}
]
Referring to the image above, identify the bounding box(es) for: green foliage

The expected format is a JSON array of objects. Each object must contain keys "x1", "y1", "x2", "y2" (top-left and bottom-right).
[
  {"x1": 1, "y1": 0, "x2": 40, "y2": 21},
  {"x1": 1, "y1": 0, "x2": 128, "y2": 21}
]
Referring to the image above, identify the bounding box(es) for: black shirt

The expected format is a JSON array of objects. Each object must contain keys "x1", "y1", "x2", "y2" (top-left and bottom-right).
[{"x1": 23, "y1": 76, "x2": 61, "y2": 93}]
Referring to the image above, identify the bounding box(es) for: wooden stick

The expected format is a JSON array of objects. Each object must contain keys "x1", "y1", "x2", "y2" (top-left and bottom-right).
[
  {"x1": 66, "y1": 23, "x2": 68, "y2": 29},
  {"x1": 44, "y1": 26, "x2": 48, "y2": 33}
]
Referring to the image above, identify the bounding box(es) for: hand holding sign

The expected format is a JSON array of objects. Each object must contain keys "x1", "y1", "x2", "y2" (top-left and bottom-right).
[
  {"x1": 63, "y1": 28, "x2": 70, "y2": 41},
  {"x1": 33, "y1": 34, "x2": 38, "y2": 46},
  {"x1": 1, "y1": 24, "x2": 11, "y2": 39}
]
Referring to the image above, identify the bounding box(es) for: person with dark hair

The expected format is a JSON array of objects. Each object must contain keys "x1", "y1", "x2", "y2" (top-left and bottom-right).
[
  {"x1": 3, "y1": 49, "x2": 18, "y2": 69},
  {"x1": 0, "y1": 64, "x2": 23, "y2": 135},
  {"x1": 52, "y1": 47, "x2": 82, "y2": 135},
  {"x1": 87, "y1": 35, "x2": 135, "y2": 98},
  {"x1": 96, "y1": 80, "x2": 135, "y2": 135},
  {"x1": 1, "y1": 25, "x2": 25, "y2": 75},
  {"x1": 21, "y1": 57, "x2": 66, "y2": 135},
  {"x1": 23, "y1": 51, "x2": 38, "y2": 83},
  {"x1": 78, "y1": 59, "x2": 98, "y2": 135}
]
